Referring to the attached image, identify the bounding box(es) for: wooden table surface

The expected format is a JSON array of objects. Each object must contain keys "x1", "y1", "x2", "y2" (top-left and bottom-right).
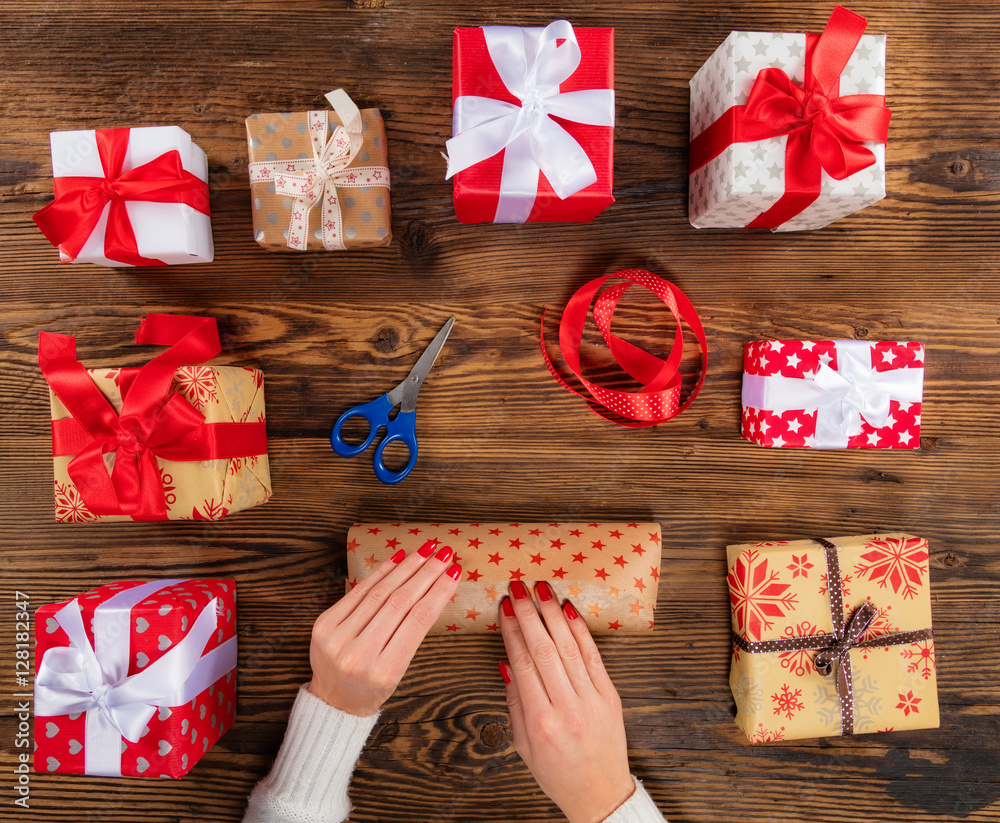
[{"x1": 3, "y1": 1, "x2": 999, "y2": 821}]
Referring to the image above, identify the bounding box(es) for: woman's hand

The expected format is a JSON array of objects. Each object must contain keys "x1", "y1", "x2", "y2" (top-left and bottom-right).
[
  {"x1": 499, "y1": 581, "x2": 636, "y2": 823},
  {"x1": 308, "y1": 539, "x2": 461, "y2": 716}
]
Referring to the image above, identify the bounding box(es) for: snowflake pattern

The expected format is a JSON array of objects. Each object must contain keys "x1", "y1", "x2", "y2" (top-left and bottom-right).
[
  {"x1": 895, "y1": 690, "x2": 921, "y2": 716},
  {"x1": 853, "y1": 536, "x2": 929, "y2": 600},
  {"x1": 900, "y1": 640, "x2": 936, "y2": 680},
  {"x1": 772, "y1": 683, "x2": 806, "y2": 720},
  {"x1": 813, "y1": 678, "x2": 843, "y2": 733},
  {"x1": 819, "y1": 572, "x2": 851, "y2": 599},
  {"x1": 727, "y1": 549, "x2": 798, "y2": 641},
  {"x1": 193, "y1": 498, "x2": 230, "y2": 521},
  {"x1": 786, "y1": 554, "x2": 814, "y2": 578},
  {"x1": 733, "y1": 673, "x2": 764, "y2": 715},
  {"x1": 748, "y1": 723, "x2": 786, "y2": 744},
  {"x1": 852, "y1": 671, "x2": 884, "y2": 733},
  {"x1": 850, "y1": 600, "x2": 899, "y2": 656},
  {"x1": 54, "y1": 481, "x2": 97, "y2": 523},
  {"x1": 173, "y1": 366, "x2": 219, "y2": 411},
  {"x1": 778, "y1": 621, "x2": 825, "y2": 677},
  {"x1": 157, "y1": 467, "x2": 177, "y2": 510}
]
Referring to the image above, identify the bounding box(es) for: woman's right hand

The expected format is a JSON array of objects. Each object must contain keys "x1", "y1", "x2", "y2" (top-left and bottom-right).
[{"x1": 498, "y1": 580, "x2": 636, "y2": 823}]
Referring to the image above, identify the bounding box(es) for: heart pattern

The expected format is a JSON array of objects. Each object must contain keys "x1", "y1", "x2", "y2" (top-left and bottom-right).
[{"x1": 35, "y1": 577, "x2": 237, "y2": 777}]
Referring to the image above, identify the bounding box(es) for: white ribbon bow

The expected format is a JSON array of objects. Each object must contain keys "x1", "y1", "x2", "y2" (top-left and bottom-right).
[
  {"x1": 741, "y1": 340, "x2": 924, "y2": 448},
  {"x1": 249, "y1": 89, "x2": 390, "y2": 250},
  {"x1": 35, "y1": 579, "x2": 238, "y2": 776},
  {"x1": 445, "y1": 20, "x2": 615, "y2": 223}
]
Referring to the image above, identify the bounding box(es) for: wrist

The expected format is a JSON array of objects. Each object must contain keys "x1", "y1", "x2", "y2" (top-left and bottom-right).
[
  {"x1": 565, "y1": 774, "x2": 636, "y2": 823},
  {"x1": 306, "y1": 680, "x2": 380, "y2": 717}
]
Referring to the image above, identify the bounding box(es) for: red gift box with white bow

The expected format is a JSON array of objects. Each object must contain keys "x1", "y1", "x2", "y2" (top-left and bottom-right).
[
  {"x1": 446, "y1": 20, "x2": 615, "y2": 224},
  {"x1": 741, "y1": 339, "x2": 925, "y2": 449},
  {"x1": 34, "y1": 579, "x2": 236, "y2": 778}
]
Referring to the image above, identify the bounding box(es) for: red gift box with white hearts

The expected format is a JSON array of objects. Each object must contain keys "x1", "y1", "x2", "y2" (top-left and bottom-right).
[
  {"x1": 741, "y1": 339, "x2": 925, "y2": 449},
  {"x1": 34, "y1": 579, "x2": 236, "y2": 778}
]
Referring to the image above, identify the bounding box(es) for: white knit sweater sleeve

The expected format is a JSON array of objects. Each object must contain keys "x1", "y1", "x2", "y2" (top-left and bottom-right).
[
  {"x1": 242, "y1": 685, "x2": 379, "y2": 823},
  {"x1": 602, "y1": 776, "x2": 668, "y2": 823}
]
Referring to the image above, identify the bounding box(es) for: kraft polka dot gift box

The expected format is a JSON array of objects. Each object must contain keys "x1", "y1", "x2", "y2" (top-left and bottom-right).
[
  {"x1": 688, "y1": 5, "x2": 891, "y2": 231},
  {"x1": 34, "y1": 579, "x2": 237, "y2": 778},
  {"x1": 246, "y1": 89, "x2": 391, "y2": 251},
  {"x1": 740, "y1": 339, "x2": 925, "y2": 450},
  {"x1": 347, "y1": 522, "x2": 661, "y2": 634},
  {"x1": 726, "y1": 534, "x2": 938, "y2": 743}
]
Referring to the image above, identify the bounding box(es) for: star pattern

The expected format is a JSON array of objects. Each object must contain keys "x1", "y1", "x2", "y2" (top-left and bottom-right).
[
  {"x1": 742, "y1": 340, "x2": 923, "y2": 449},
  {"x1": 347, "y1": 522, "x2": 661, "y2": 634}
]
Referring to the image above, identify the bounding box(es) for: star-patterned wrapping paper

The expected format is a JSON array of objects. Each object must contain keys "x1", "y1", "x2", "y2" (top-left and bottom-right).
[
  {"x1": 49, "y1": 366, "x2": 271, "y2": 522},
  {"x1": 727, "y1": 535, "x2": 938, "y2": 743},
  {"x1": 35, "y1": 579, "x2": 237, "y2": 777},
  {"x1": 246, "y1": 107, "x2": 390, "y2": 250},
  {"x1": 741, "y1": 340, "x2": 924, "y2": 449},
  {"x1": 689, "y1": 29, "x2": 886, "y2": 231},
  {"x1": 347, "y1": 522, "x2": 662, "y2": 634}
]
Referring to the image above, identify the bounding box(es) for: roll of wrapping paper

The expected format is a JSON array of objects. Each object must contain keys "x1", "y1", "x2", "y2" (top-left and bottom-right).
[
  {"x1": 346, "y1": 522, "x2": 662, "y2": 634},
  {"x1": 541, "y1": 268, "x2": 708, "y2": 427}
]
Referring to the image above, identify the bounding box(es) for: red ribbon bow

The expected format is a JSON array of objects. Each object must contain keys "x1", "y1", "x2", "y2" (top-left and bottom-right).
[
  {"x1": 689, "y1": 5, "x2": 892, "y2": 229},
  {"x1": 33, "y1": 128, "x2": 211, "y2": 266},
  {"x1": 541, "y1": 269, "x2": 708, "y2": 427},
  {"x1": 39, "y1": 314, "x2": 267, "y2": 520}
]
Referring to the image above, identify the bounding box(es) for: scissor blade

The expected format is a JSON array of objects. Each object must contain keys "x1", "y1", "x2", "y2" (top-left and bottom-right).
[{"x1": 386, "y1": 317, "x2": 455, "y2": 412}]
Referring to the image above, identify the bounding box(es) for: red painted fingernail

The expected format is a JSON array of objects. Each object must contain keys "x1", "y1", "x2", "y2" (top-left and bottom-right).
[
  {"x1": 390, "y1": 549, "x2": 406, "y2": 564},
  {"x1": 501, "y1": 597, "x2": 515, "y2": 618},
  {"x1": 564, "y1": 601, "x2": 579, "y2": 620},
  {"x1": 536, "y1": 581, "x2": 553, "y2": 602},
  {"x1": 510, "y1": 580, "x2": 528, "y2": 600},
  {"x1": 436, "y1": 545, "x2": 453, "y2": 563},
  {"x1": 418, "y1": 539, "x2": 438, "y2": 558},
  {"x1": 446, "y1": 562, "x2": 462, "y2": 580},
  {"x1": 498, "y1": 662, "x2": 512, "y2": 685}
]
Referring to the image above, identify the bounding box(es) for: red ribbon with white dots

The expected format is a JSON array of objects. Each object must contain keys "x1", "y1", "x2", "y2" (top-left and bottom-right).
[{"x1": 541, "y1": 268, "x2": 708, "y2": 427}]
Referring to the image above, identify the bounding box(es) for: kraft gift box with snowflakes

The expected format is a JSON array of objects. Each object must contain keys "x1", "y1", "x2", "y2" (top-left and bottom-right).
[
  {"x1": 741, "y1": 339, "x2": 925, "y2": 449},
  {"x1": 35, "y1": 579, "x2": 237, "y2": 777},
  {"x1": 347, "y1": 522, "x2": 661, "y2": 634},
  {"x1": 726, "y1": 534, "x2": 938, "y2": 743},
  {"x1": 688, "y1": 7, "x2": 889, "y2": 231}
]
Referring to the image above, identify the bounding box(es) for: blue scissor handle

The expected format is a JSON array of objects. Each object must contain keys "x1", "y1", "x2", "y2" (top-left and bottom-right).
[
  {"x1": 371, "y1": 410, "x2": 418, "y2": 485},
  {"x1": 331, "y1": 393, "x2": 393, "y2": 457}
]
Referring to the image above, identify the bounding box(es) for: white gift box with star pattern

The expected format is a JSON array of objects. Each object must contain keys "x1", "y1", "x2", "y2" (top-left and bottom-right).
[
  {"x1": 741, "y1": 339, "x2": 925, "y2": 449},
  {"x1": 689, "y1": 28, "x2": 886, "y2": 231}
]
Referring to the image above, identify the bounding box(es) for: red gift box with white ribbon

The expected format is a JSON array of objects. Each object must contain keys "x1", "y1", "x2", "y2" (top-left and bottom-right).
[
  {"x1": 34, "y1": 579, "x2": 236, "y2": 778},
  {"x1": 446, "y1": 20, "x2": 615, "y2": 224},
  {"x1": 741, "y1": 339, "x2": 925, "y2": 449}
]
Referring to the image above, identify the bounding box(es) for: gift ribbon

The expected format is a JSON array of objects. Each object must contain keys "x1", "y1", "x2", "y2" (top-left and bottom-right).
[
  {"x1": 741, "y1": 340, "x2": 924, "y2": 448},
  {"x1": 33, "y1": 128, "x2": 211, "y2": 266},
  {"x1": 688, "y1": 5, "x2": 891, "y2": 229},
  {"x1": 39, "y1": 314, "x2": 268, "y2": 520},
  {"x1": 248, "y1": 90, "x2": 390, "y2": 251},
  {"x1": 445, "y1": 20, "x2": 615, "y2": 223},
  {"x1": 541, "y1": 268, "x2": 707, "y2": 427},
  {"x1": 35, "y1": 579, "x2": 238, "y2": 776},
  {"x1": 731, "y1": 538, "x2": 933, "y2": 736}
]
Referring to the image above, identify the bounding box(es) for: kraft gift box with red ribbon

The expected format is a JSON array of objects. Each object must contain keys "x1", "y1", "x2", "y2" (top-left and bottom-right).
[
  {"x1": 741, "y1": 339, "x2": 924, "y2": 449},
  {"x1": 446, "y1": 20, "x2": 615, "y2": 224},
  {"x1": 347, "y1": 522, "x2": 661, "y2": 634},
  {"x1": 688, "y1": 5, "x2": 891, "y2": 231},
  {"x1": 39, "y1": 314, "x2": 270, "y2": 522},
  {"x1": 727, "y1": 535, "x2": 938, "y2": 742},
  {"x1": 34, "y1": 579, "x2": 237, "y2": 777},
  {"x1": 246, "y1": 89, "x2": 391, "y2": 251},
  {"x1": 33, "y1": 126, "x2": 213, "y2": 266}
]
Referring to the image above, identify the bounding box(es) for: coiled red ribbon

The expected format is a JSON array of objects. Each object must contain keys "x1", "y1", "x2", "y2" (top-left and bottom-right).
[
  {"x1": 39, "y1": 314, "x2": 267, "y2": 520},
  {"x1": 541, "y1": 269, "x2": 708, "y2": 427},
  {"x1": 33, "y1": 128, "x2": 210, "y2": 266},
  {"x1": 688, "y1": 5, "x2": 891, "y2": 229}
]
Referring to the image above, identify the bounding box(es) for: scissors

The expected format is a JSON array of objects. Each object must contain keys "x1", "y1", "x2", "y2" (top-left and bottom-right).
[{"x1": 331, "y1": 317, "x2": 455, "y2": 484}]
